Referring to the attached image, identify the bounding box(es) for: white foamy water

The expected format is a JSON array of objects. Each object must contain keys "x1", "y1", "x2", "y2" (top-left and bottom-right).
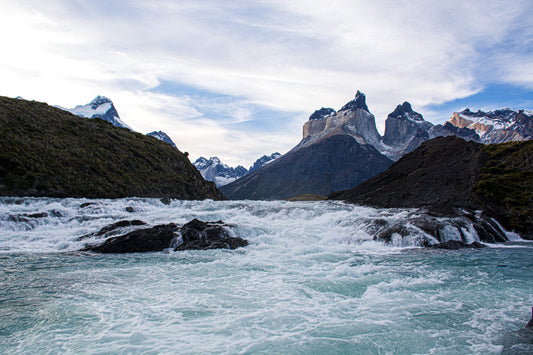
[{"x1": 0, "y1": 198, "x2": 532, "y2": 354}]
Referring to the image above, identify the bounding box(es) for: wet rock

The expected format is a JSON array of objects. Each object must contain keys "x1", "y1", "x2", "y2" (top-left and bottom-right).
[
  {"x1": 160, "y1": 197, "x2": 172, "y2": 205},
  {"x1": 77, "y1": 220, "x2": 146, "y2": 241},
  {"x1": 370, "y1": 210, "x2": 508, "y2": 248},
  {"x1": 85, "y1": 223, "x2": 179, "y2": 253},
  {"x1": 83, "y1": 219, "x2": 248, "y2": 253},
  {"x1": 80, "y1": 202, "x2": 94, "y2": 208},
  {"x1": 25, "y1": 212, "x2": 48, "y2": 218},
  {"x1": 527, "y1": 307, "x2": 533, "y2": 328},
  {"x1": 175, "y1": 219, "x2": 248, "y2": 251},
  {"x1": 430, "y1": 240, "x2": 486, "y2": 249},
  {"x1": 7, "y1": 215, "x2": 29, "y2": 223},
  {"x1": 125, "y1": 206, "x2": 135, "y2": 213}
]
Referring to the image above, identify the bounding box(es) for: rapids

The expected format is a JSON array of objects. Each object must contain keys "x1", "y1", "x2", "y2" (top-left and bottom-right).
[{"x1": 0, "y1": 198, "x2": 532, "y2": 354}]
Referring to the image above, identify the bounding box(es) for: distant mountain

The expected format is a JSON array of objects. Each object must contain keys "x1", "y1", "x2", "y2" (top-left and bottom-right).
[
  {"x1": 0, "y1": 96, "x2": 223, "y2": 200},
  {"x1": 380, "y1": 102, "x2": 435, "y2": 160},
  {"x1": 248, "y1": 153, "x2": 281, "y2": 173},
  {"x1": 147, "y1": 131, "x2": 177, "y2": 148},
  {"x1": 66, "y1": 96, "x2": 131, "y2": 130},
  {"x1": 450, "y1": 108, "x2": 533, "y2": 144},
  {"x1": 193, "y1": 153, "x2": 281, "y2": 187},
  {"x1": 193, "y1": 157, "x2": 247, "y2": 187},
  {"x1": 220, "y1": 91, "x2": 394, "y2": 200},
  {"x1": 379, "y1": 103, "x2": 532, "y2": 160}
]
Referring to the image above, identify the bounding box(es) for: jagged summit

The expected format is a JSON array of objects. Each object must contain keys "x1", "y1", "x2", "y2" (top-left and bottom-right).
[
  {"x1": 67, "y1": 96, "x2": 131, "y2": 130},
  {"x1": 340, "y1": 90, "x2": 369, "y2": 112},
  {"x1": 147, "y1": 131, "x2": 177, "y2": 148},
  {"x1": 388, "y1": 102, "x2": 424, "y2": 122},
  {"x1": 193, "y1": 153, "x2": 282, "y2": 187},
  {"x1": 309, "y1": 107, "x2": 336, "y2": 121},
  {"x1": 248, "y1": 153, "x2": 281, "y2": 173},
  {"x1": 89, "y1": 95, "x2": 113, "y2": 109},
  {"x1": 382, "y1": 102, "x2": 432, "y2": 149}
]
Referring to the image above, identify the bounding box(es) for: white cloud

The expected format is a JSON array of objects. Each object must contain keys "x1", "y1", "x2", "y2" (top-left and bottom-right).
[{"x1": 1, "y1": 0, "x2": 532, "y2": 165}]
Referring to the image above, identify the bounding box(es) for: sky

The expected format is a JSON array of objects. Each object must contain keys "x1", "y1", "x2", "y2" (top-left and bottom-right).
[{"x1": 1, "y1": 0, "x2": 533, "y2": 167}]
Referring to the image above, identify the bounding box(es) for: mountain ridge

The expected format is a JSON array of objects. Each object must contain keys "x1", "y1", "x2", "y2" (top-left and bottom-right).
[{"x1": 0, "y1": 96, "x2": 223, "y2": 200}]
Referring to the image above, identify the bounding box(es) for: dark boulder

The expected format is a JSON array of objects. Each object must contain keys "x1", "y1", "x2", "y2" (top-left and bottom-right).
[
  {"x1": 85, "y1": 223, "x2": 179, "y2": 253},
  {"x1": 527, "y1": 307, "x2": 533, "y2": 328},
  {"x1": 82, "y1": 219, "x2": 248, "y2": 253},
  {"x1": 175, "y1": 219, "x2": 248, "y2": 251}
]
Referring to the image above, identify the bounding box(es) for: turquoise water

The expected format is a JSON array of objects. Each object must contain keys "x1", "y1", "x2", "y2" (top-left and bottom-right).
[{"x1": 0, "y1": 198, "x2": 532, "y2": 354}]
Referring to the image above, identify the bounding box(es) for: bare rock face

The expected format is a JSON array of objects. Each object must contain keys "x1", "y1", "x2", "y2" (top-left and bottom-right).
[
  {"x1": 297, "y1": 90, "x2": 381, "y2": 152},
  {"x1": 382, "y1": 102, "x2": 432, "y2": 147}
]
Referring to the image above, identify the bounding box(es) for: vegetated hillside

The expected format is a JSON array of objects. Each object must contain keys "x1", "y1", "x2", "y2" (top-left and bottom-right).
[
  {"x1": 329, "y1": 136, "x2": 533, "y2": 239},
  {"x1": 220, "y1": 135, "x2": 393, "y2": 200},
  {"x1": 0, "y1": 96, "x2": 223, "y2": 200}
]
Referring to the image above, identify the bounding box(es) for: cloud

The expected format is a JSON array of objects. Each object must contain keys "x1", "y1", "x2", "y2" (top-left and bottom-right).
[{"x1": 1, "y1": 0, "x2": 533, "y2": 165}]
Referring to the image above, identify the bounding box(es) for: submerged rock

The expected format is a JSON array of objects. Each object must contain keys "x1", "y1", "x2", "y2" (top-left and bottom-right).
[
  {"x1": 429, "y1": 240, "x2": 485, "y2": 249},
  {"x1": 527, "y1": 307, "x2": 533, "y2": 328},
  {"x1": 175, "y1": 219, "x2": 248, "y2": 251}
]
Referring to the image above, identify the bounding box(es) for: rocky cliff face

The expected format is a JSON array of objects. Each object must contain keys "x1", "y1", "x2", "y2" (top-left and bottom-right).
[
  {"x1": 296, "y1": 91, "x2": 381, "y2": 152},
  {"x1": 0, "y1": 96, "x2": 223, "y2": 200}
]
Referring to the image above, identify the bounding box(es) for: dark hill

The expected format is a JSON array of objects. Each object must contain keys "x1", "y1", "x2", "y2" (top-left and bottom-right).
[
  {"x1": 220, "y1": 135, "x2": 393, "y2": 200},
  {"x1": 0, "y1": 96, "x2": 223, "y2": 200},
  {"x1": 329, "y1": 136, "x2": 533, "y2": 239}
]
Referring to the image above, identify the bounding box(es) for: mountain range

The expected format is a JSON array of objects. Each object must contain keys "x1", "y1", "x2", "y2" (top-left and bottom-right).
[
  {"x1": 193, "y1": 153, "x2": 281, "y2": 187},
  {"x1": 221, "y1": 91, "x2": 532, "y2": 200}
]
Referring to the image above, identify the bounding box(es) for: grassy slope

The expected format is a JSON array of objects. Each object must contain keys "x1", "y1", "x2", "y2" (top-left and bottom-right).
[
  {"x1": 472, "y1": 140, "x2": 533, "y2": 236},
  {"x1": 0, "y1": 96, "x2": 223, "y2": 200}
]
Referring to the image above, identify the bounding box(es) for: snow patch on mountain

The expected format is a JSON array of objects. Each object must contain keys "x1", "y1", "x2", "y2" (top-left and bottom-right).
[
  {"x1": 147, "y1": 131, "x2": 177, "y2": 148},
  {"x1": 66, "y1": 96, "x2": 132, "y2": 130},
  {"x1": 451, "y1": 108, "x2": 533, "y2": 144}
]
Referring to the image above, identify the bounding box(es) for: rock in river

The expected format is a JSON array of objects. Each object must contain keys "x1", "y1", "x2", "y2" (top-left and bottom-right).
[{"x1": 83, "y1": 219, "x2": 248, "y2": 253}]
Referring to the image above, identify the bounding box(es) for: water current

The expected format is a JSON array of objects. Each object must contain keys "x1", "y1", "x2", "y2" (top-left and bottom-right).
[{"x1": 0, "y1": 197, "x2": 532, "y2": 354}]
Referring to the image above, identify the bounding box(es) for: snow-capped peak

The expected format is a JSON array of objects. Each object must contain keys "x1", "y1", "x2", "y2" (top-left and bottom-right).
[
  {"x1": 89, "y1": 95, "x2": 113, "y2": 109},
  {"x1": 146, "y1": 131, "x2": 177, "y2": 148},
  {"x1": 67, "y1": 96, "x2": 132, "y2": 130}
]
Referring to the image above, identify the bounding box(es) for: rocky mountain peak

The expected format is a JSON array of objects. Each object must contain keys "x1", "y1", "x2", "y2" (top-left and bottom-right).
[
  {"x1": 147, "y1": 131, "x2": 177, "y2": 148},
  {"x1": 67, "y1": 96, "x2": 131, "y2": 130},
  {"x1": 90, "y1": 95, "x2": 113, "y2": 109},
  {"x1": 388, "y1": 102, "x2": 424, "y2": 122},
  {"x1": 309, "y1": 107, "x2": 336, "y2": 120},
  {"x1": 340, "y1": 90, "x2": 369, "y2": 112}
]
